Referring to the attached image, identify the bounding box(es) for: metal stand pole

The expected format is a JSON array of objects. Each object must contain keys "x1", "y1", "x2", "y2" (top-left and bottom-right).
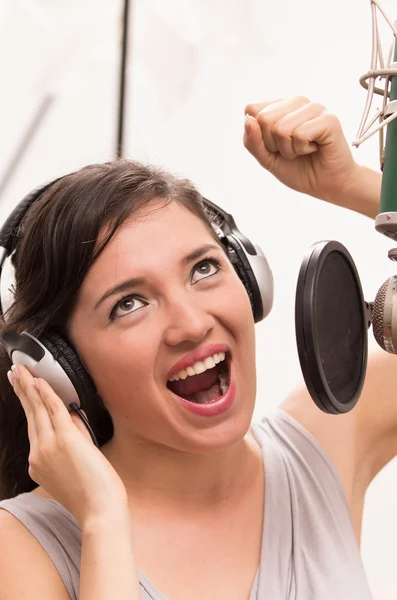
[{"x1": 116, "y1": 0, "x2": 132, "y2": 159}]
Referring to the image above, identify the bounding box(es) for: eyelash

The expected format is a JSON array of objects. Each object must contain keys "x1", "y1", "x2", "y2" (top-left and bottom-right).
[
  {"x1": 109, "y1": 255, "x2": 222, "y2": 321},
  {"x1": 191, "y1": 256, "x2": 221, "y2": 283}
]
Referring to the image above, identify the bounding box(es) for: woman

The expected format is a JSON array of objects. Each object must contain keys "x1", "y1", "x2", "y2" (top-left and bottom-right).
[{"x1": 0, "y1": 97, "x2": 390, "y2": 600}]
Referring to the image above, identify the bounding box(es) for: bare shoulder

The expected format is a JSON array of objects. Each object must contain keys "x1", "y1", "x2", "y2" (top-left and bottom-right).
[{"x1": 0, "y1": 508, "x2": 71, "y2": 599}]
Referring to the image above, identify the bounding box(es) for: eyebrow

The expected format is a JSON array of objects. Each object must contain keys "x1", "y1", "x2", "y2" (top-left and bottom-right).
[{"x1": 94, "y1": 243, "x2": 221, "y2": 310}]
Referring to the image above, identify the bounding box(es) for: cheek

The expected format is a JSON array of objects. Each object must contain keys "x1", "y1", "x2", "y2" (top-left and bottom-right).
[
  {"x1": 71, "y1": 325, "x2": 159, "y2": 409},
  {"x1": 221, "y1": 277, "x2": 257, "y2": 374},
  {"x1": 218, "y1": 274, "x2": 255, "y2": 337}
]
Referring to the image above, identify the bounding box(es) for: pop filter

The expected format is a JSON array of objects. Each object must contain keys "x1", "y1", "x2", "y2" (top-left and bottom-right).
[{"x1": 295, "y1": 241, "x2": 372, "y2": 414}]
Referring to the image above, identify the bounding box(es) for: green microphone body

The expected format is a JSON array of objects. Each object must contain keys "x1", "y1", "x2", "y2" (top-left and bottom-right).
[{"x1": 375, "y1": 39, "x2": 397, "y2": 240}]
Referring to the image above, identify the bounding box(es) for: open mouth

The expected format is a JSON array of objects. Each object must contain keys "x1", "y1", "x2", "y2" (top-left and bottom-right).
[{"x1": 166, "y1": 353, "x2": 230, "y2": 404}]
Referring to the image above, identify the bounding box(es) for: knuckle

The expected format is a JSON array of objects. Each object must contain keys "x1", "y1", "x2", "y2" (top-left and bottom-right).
[
  {"x1": 295, "y1": 95, "x2": 310, "y2": 105},
  {"x1": 39, "y1": 442, "x2": 55, "y2": 461},
  {"x1": 272, "y1": 122, "x2": 289, "y2": 138},
  {"x1": 28, "y1": 465, "x2": 37, "y2": 482},
  {"x1": 56, "y1": 432, "x2": 72, "y2": 451},
  {"x1": 256, "y1": 111, "x2": 272, "y2": 128},
  {"x1": 311, "y1": 102, "x2": 326, "y2": 113},
  {"x1": 28, "y1": 452, "x2": 40, "y2": 470},
  {"x1": 293, "y1": 128, "x2": 309, "y2": 142},
  {"x1": 244, "y1": 102, "x2": 255, "y2": 115},
  {"x1": 324, "y1": 112, "x2": 340, "y2": 128}
]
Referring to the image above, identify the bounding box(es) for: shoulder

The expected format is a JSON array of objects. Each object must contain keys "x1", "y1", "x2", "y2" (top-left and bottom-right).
[{"x1": 0, "y1": 508, "x2": 71, "y2": 599}]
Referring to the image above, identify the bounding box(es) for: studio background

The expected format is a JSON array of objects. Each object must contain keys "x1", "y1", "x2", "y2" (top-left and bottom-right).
[{"x1": 0, "y1": 1, "x2": 395, "y2": 596}]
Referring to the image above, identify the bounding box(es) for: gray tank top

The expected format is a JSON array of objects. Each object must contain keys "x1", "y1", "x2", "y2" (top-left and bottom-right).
[{"x1": 0, "y1": 409, "x2": 374, "y2": 599}]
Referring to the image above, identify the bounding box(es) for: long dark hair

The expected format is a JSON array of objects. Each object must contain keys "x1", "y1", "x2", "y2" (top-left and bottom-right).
[{"x1": 0, "y1": 159, "x2": 216, "y2": 500}]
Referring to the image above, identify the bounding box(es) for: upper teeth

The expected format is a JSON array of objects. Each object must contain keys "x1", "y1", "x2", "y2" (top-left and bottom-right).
[{"x1": 168, "y1": 351, "x2": 226, "y2": 382}]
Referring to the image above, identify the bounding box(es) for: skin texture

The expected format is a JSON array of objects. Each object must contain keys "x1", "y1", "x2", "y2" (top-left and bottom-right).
[{"x1": 67, "y1": 201, "x2": 260, "y2": 508}]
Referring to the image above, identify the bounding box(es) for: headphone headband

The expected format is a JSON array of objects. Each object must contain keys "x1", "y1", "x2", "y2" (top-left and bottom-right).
[{"x1": 0, "y1": 179, "x2": 65, "y2": 259}]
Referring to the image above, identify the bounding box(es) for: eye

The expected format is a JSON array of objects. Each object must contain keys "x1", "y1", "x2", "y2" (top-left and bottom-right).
[
  {"x1": 191, "y1": 257, "x2": 221, "y2": 284},
  {"x1": 110, "y1": 295, "x2": 147, "y2": 320}
]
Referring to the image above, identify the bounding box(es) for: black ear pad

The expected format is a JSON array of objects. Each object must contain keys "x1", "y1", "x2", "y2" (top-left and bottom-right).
[
  {"x1": 39, "y1": 330, "x2": 97, "y2": 407},
  {"x1": 224, "y1": 234, "x2": 263, "y2": 321},
  {"x1": 39, "y1": 330, "x2": 114, "y2": 446}
]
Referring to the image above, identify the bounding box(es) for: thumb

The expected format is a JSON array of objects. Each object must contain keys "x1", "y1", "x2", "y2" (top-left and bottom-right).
[
  {"x1": 70, "y1": 409, "x2": 94, "y2": 444},
  {"x1": 243, "y1": 114, "x2": 276, "y2": 173}
]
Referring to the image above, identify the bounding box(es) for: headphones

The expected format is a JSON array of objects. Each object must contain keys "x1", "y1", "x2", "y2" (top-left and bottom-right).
[{"x1": 0, "y1": 177, "x2": 274, "y2": 446}]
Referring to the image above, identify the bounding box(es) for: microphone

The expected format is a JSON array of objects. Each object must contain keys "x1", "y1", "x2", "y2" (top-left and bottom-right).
[
  {"x1": 374, "y1": 37, "x2": 397, "y2": 238},
  {"x1": 294, "y1": 1, "x2": 397, "y2": 415},
  {"x1": 354, "y1": 2, "x2": 397, "y2": 355},
  {"x1": 372, "y1": 252, "x2": 397, "y2": 353}
]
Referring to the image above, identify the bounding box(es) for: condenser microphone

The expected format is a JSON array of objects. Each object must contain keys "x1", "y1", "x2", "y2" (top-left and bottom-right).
[
  {"x1": 354, "y1": 3, "x2": 397, "y2": 355},
  {"x1": 371, "y1": 249, "x2": 397, "y2": 353},
  {"x1": 296, "y1": 2, "x2": 397, "y2": 415},
  {"x1": 374, "y1": 35, "x2": 397, "y2": 240}
]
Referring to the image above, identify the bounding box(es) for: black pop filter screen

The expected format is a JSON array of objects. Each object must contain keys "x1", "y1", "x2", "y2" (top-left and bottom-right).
[{"x1": 295, "y1": 241, "x2": 368, "y2": 414}]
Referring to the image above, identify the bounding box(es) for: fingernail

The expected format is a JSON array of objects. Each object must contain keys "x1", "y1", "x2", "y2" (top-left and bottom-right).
[
  {"x1": 7, "y1": 370, "x2": 14, "y2": 386},
  {"x1": 244, "y1": 114, "x2": 251, "y2": 138},
  {"x1": 11, "y1": 365, "x2": 19, "y2": 379}
]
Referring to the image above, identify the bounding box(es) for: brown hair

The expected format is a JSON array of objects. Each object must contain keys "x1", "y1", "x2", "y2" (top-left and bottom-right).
[{"x1": 0, "y1": 159, "x2": 217, "y2": 500}]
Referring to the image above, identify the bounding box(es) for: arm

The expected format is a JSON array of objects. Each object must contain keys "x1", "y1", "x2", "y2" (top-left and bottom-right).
[
  {"x1": 244, "y1": 97, "x2": 382, "y2": 219},
  {"x1": 244, "y1": 97, "x2": 396, "y2": 529},
  {"x1": 329, "y1": 164, "x2": 381, "y2": 219},
  {"x1": 80, "y1": 509, "x2": 141, "y2": 599},
  {"x1": 0, "y1": 507, "x2": 141, "y2": 600}
]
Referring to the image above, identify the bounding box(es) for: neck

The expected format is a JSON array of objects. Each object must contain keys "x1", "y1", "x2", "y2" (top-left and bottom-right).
[{"x1": 101, "y1": 429, "x2": 262, "y2": 512}]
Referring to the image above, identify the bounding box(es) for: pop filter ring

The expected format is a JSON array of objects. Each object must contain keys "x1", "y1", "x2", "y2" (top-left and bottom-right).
[{"x1": 295, "y1": 240, "x2": 369, "y2": 415}]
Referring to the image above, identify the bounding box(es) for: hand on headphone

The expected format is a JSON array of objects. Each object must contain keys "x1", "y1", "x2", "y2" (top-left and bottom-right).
[
  {"x1": 243, "y1": 96, "x2": 359, "y2": 207},
  {"x1": 7, "y1": 365, "x2": 128, "y2": 529}
]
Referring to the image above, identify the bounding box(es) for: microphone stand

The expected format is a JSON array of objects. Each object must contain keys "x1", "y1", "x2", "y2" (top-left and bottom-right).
[{"x1": 116, "y1": 0, "x2": 133, "y2": 159}]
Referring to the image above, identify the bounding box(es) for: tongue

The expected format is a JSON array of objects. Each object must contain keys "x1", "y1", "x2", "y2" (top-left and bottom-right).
[
  {"x1": 168, "y1": 365, "x2": 220, "y2": 398},
  {"x1": 191, "y1": 382, "x2": 222, "y2": 404}
]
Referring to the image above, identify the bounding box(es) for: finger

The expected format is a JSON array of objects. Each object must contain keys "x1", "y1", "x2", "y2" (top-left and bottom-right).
[
  {"x1": 8, "y1": 371, "x2": 39, "y2": 445},
  {"x1": 292, "y1": 111, "x2": 344, "y2": 149},
  {"x1": 70, "y1": 411, "x2": 95, "y2": 444},
  {"x1": 244, "y1": 99, "x2": 285, "y2": 118},
  {"x1": 272, "y1": 102, "x2": 326, "y2": 159},
  {"x1": 244, "y1": 115, "x2": 278, "y2": 173},
  {"x1": 35, "y1": 377, "x2": 78, "y2": 434},
  {"x1": 13, "y1": 366, "x2": 55, "y2": 441},
  {"x1": 255, "y1": 96, "x2": 312, "y2": 154}
]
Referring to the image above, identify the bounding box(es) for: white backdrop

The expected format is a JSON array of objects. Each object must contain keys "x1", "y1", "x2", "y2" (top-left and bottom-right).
[{"x1": 1, "y1": 0, "x2": 396, "y2": 596}]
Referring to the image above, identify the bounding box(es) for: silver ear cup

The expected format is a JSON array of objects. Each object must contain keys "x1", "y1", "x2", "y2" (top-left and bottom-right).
[
  {"x1": 4, "y1": 332, "x2": 81, "y2": 407},
  {"x1": 0, "y1": 253, "x2": 16, "y2": 319},
  {"x1": 252, "y1": 243, "x2": 274, "y2": 319},
  {"x1": 372, "y1": 275, "x2": 397, "y2": 353}
]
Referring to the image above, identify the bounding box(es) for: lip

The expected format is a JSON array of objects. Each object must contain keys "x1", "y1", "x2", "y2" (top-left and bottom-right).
[
  {"x1": 166, "y1": 343, "x2": 231, "y2": 381},
  {"x1": 168, "y1": 355, "x2": 236, "y2": 417}
]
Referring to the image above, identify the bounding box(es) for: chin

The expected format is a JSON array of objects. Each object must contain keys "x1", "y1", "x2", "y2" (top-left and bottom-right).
[{"x1": 171, "y1": 399, "x2": 256, "y2": 456}]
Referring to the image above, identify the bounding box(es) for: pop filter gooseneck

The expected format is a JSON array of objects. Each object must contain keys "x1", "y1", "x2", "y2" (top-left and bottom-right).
[{"x1": 295, "y1": 241, "x2": 372, "y2": 414}]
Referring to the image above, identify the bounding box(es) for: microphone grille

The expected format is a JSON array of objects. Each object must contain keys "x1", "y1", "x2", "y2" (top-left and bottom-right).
[{"x1": 372, "y1": 278, "x2": 390, "y2": 350}]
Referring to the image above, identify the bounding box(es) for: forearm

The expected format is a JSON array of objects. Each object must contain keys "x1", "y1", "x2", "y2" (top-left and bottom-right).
[
  {"x1": 80, "y1": 508, "x2": 141, "y2": 600},
  {"x1": 331, "y1": 164, "x2": 382, "y2": 220}
]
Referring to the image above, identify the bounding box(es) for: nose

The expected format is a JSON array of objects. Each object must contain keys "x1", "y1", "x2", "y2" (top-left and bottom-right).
[{"x1": 163, "y1": 295, "x2": 215, "y2": 347}]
